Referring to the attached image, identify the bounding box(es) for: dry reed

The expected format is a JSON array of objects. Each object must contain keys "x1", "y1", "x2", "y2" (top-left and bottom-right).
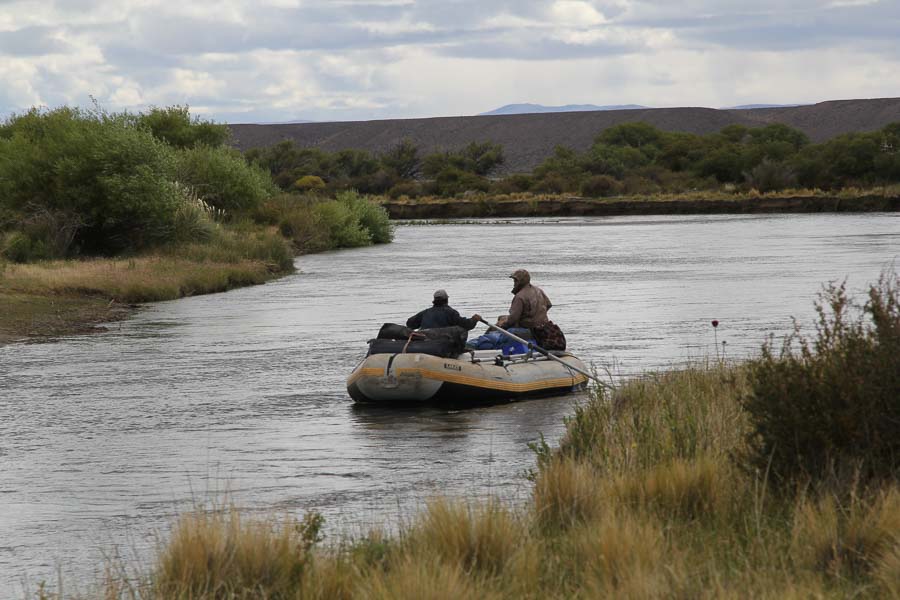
[{"x1": 78, "y1": 364, "x2": 900, "y2": 600}]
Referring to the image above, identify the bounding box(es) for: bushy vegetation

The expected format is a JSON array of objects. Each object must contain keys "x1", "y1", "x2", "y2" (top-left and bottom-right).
[
  {"x1": 245, "y1": 141, "x2": 393, "y2": 194},
  {"x1": 247, "y1": 139, "x2": 505, "y2": 199},
  {"x1": 77, "y1": 277, "x2": 899, "y2": 599},
  {"x1": 134, "y1": 105, "x2": 230, "y2": 149},
  {"x1": 0, "y1": 105, "x2": 393, "y2": 340},
  {"x1": 0, "y1": 105, "x2": 393, "y2": 267},
  {"x1": 245, "y1": 121, "x2": 900, "y2": 201},
  {"x1": 526, "y1": 121, "x2": 900, "y2": 195},
  {"x1": 263, "y1": 191, "x2": 393, "y2": 253},
  {"x1": 743, "y1": 273, "x2": 900, "y2": 489},
  {"x1": 0, "y1": 107, "x2": 183, "y2": 257},
  {"x1": 174, "y1": 145, "x2": 277, "y2": 212},
  {"x1": 0, "y1": 105, "x2": 253, "y2": 260}
]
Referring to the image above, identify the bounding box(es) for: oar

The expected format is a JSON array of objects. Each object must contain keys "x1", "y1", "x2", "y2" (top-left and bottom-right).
[{"x1": 476, "y1": 319, "x2": 613, "y2": 389}]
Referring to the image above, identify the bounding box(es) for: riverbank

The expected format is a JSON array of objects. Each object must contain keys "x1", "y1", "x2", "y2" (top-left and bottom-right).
[
  {"x1": 83, "y1": 275, "x2": 900, "y2": 599},
  {"x1": 0, "y1": 223, "x2": 296, "y2": 344},
  {"x1": 1, "y1": 192, "x2": 394, "y2": 345},
  {"x1": 0, "y1": 291, "x2": 131, "y2": 344},
  {"x1": 0, "y1": 255, "x2": 291, "y2": 344},
  {"x1": 381, "y1": 188, "x2": 900, "y2": 219},
  {"x1": 95, "y1": 365, "x2": 900, "y2": 599}
]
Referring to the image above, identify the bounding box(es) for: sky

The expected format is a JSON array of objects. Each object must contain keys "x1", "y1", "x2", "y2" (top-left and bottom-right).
[{"x1": 0, "y1": 0, "x2": 898, "y2": 124}]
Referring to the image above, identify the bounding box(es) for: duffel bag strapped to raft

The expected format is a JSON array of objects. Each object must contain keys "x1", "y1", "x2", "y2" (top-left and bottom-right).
[
  {"x1": 532, "y1": 320, "x2": 567, "y2": 351},
  {"x1": 367, "y1": 338, "x2": 456, "y2": 357},
  {"x1": 377, "y1": 323, "x2": 413, "y2": 340},
  {"x1": 368, "y1": 325, "x2": 468, "y2": 358}
]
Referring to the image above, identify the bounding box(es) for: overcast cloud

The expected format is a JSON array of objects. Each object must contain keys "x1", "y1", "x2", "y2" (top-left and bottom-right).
[{"x1": 0, "y1": 0, "x2": 897, "y2": 123}]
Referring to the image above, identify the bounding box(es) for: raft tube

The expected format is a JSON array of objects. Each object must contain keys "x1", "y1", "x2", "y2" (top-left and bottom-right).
[{"x1": 346, "y1": 350, "x2": 589, "y2": 404}]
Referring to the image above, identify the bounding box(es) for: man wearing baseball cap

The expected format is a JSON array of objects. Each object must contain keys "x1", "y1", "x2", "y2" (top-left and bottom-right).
[{"x1": 406, "y1": 289, "x2": 481, "y2": 331}]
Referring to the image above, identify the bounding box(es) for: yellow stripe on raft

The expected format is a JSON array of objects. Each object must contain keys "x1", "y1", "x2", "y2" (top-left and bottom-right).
[
  {"x1": 390, "y1": 367, "x2": 587, "y2": 393},
  {"x1": 347, "y1": 367, "x2": 383, "y2": 386}
]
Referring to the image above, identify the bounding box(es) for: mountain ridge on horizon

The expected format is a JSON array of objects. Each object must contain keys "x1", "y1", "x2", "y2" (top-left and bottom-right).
[
  {"x1": 479, "y1": 103, "x2": 648, "y2": 116},
  {"x1": 234, "y1": 102, "x2": 809, "y2": 126},
  {"x1": 229, "y1": 97, "x2": 900, "y2": 175},
  {"x1": 478, "y1": 102, "x2": 810, "y2": 117}
]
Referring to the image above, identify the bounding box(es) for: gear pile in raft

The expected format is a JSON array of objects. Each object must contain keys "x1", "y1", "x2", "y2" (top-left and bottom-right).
[{"x1": 346, "y1": 270, "x2": 591, "y2": 404}]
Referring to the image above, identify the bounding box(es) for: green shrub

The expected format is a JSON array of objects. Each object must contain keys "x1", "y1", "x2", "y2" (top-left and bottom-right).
[
  {"x1": 381, "y1": 138, "x2": 421, "y2": 179},
  {"x1": 0, "y1": 207, "x2": 85, "y2": 260},
  {"x1": 491, "y1": 174, "x2": 534, "y2": 194},
  {"x1": 172, "y1": 190, "x2": 217, "y2": 243},
  {"x1": 388, "y1": 181, "x2": 422, "y2": 199},
  {"x1": 580, "y1": 175, "x2": 622, "y2": 198},
  {"x1": 1, "y1": 231, "x2": 48, "y2": 262},
  {"x1": 744, "y1": 158, "x2": 798, "y2": 192},
  {"x1": 271, "y1": 195, "x2": 332, "y2": 253},
  {"x1": 313, "y1": 200, "x2": 371, "y2": 248},
  {"x1": 175, "y1": 145, "x2": 277, "y2": 212},
  {"x1": 279, "y1": 208, "x2": 331, "y2": 253},
  {"x1": 621, "y1": 175, "x2": 662, "y2": 195},
  {"x1": 432, "y1": 167, "x2": 490, "y2": 196},
  {"x1": 742, "y1": 273, "x2": 900, "y2": 489},
  {"x1": 135, "y1": 105, "x2": 229, "y2": 148},
  {"x1": 347, "y1": 169, "x2": 397, "y2": 195},
  {"x1": 531, "y1": 174, "x2": 571, "y2": 194},
  {"x1": 175, "y1": 221, "x2": 293, "y2": 272},
  {"x1": 339, "y1": 191, "x2": 393, "y2": 244},
  {"x1": 293, "y1": 175, "x2": 326, "y2": 192},
  {"x1": 0, "y1": 107, "x2": 181, "y2": 255},
  {"x1": 422, "y1": 142, "x2": 504, "y2": 178},
  {"x1": 250, "y1": 193, "x2": 305, "y2": 226}
]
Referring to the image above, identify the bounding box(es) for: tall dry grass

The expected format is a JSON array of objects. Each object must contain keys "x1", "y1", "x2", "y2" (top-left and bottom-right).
[
  {"x1": 73, "y1": 363, "x2": 899, "y2": 599},
  {"x1": 0, "y1": 226, "x2": 293, "y2": 304}
]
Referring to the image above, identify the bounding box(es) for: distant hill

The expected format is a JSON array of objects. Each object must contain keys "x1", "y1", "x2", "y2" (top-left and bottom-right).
[
  {"x1": 723, "y1": 104, "x2": 806, "y2": 110},
  {"x1": 480, "y1": 103, "x2": 648, "y2": 115},
  {"x1": 229, "y1": 97, "x2": 900, "y2": 174},
  {"x1": 254, "y1": 119, "x2": 315, "y2": 125}
]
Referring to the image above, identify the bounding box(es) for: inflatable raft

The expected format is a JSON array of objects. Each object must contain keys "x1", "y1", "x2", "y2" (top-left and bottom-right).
[{"x1": 347, "y1": 349, "x2": 590, "y2": 404}]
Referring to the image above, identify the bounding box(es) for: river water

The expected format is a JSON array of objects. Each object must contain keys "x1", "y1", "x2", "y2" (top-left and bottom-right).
[{"x1": 1, "y1": 214, "x2": 898, "y2": 593}]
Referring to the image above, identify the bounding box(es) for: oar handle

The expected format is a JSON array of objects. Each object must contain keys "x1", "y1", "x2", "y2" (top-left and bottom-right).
[{"x1": 476, "y1": 319, "x2": 612, "y2": 389}]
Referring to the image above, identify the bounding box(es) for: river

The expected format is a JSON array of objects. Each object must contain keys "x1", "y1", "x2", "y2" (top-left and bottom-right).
[{"x1": 1, "y1": 213, "x2": 898, "y2": 593}]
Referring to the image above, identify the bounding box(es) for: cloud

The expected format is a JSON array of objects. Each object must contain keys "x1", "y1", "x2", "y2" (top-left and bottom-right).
[
  {"x1": 0, "y1": 25, "x2": 71, "y2": 56},
  {"x1": 0, "y1": 0, "x2": 898, "y2": 123},
  {"x1": 621, "y1": 0, "x2": 900, "y2": 52}
]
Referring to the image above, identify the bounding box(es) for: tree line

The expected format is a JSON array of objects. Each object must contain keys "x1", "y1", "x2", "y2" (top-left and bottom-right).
[{"x1": 246, "y1": 121, "x2": 900, "y2": 199}]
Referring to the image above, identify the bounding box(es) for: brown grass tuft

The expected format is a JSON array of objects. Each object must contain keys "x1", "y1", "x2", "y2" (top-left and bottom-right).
[
  {"x1": 791, "y1": 489, "x2": 900, "y2": 578},
  {"x1": 362, "y1": 557, "x2": 498, "y2": 600},
  {"x1": 607, "y1": 456, "x2": 733, "y2": 521},
  {"x1": 407, "y1": 498, "x2": 522, "y2": 576},
  {"x1": 152, "y1": 508, "x2": 320, "y2": 597},
  {"x1": 532, "y1": 457, "x2": 604, "y2": 531},
  {"x1": 873, "y1": 540, "x2": 900, "y2": 598},
  {"x1": 559, "y1": 365, "x2": 750, "y2": 476},
  {"x1": 569, "y1": 511, "x2": 668, "y2": 599}
]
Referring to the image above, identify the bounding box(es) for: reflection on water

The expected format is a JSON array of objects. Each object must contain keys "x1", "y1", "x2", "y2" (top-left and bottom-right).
[{"x1": 1, "y1": 213, "x2": 898, "y2": 591}]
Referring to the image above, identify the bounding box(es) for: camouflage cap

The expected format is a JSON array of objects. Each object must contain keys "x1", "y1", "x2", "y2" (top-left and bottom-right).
[{"x1": 509, "y1": 269, "x2": 530, "y2": 284}]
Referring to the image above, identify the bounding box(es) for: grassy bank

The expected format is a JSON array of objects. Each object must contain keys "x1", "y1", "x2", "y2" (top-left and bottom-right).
[
  {"x1": 380, "y1": 186, "x2": 900, "y2": 220},
  {"x1": 83, "y1": 366, "x2": 900, "y2": 599},
  {"x1": 1, "y1": 106, "x2": 393, "y2": 344},
  {"x1": 67, "y1": 274, "x2": 899, "y2": 599},
  {"x1": 0, "y1": 223, "x2": 295, "y2": 342},
  {"x1": 0, "y1": 197, "x2": 392, "y2": 343},
  {"x1": 0, "y1": 291, "x2": 131, "y2": 344}
]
